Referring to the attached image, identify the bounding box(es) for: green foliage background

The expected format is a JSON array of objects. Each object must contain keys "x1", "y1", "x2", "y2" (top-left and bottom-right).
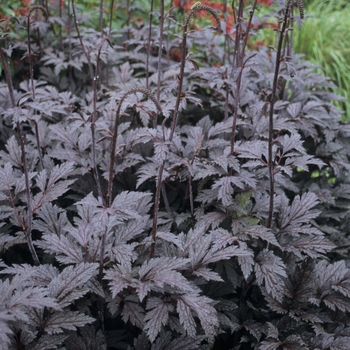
[{"x1": 293, "y1": 0, "x2": 350, "y2": 120}]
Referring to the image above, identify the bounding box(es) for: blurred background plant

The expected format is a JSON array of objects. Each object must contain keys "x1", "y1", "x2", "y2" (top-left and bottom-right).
[
  {"x1": 2, "y1": 0, "x2": 349, "y2": 121},
  {"x1": 293, "y1": 0, "x2": 350, "y2": 120}
]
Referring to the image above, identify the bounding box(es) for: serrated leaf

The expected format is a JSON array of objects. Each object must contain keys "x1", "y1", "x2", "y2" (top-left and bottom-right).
[
  {"x1": 266, "y1": 322, "x2": 279, "y2": 340},
  {"x1": 261, "y1": 289, "x2": 288, "y2": 314},
  {"x1": 144, "y1": 298, "x2": 172, "y2": 342},
  {"x1": 161, "y1": 334, "x2": 204, "y2": 350},
  {"x1": 66, "y1": 221, "x2": 94, "y2": 248},
  {"x1": 48, "y1": 263, "x2": 98, "y2": 307},
  {"x1": 154, "y1": 141, "x2": 168, "y2": 165},
  {"x1": 178, "y1": 294, "x2": 219, "y2": 342},
  {"x1": 31, "y1": 162, "x2": 75, "y2": 210},
  {"x1": 287, "y1": 102, "x2": 302, "y2": 118},
  {"x1": 280, "y1": 235, "x2": 335, "y2": 258},
  {"x1": 177, "y1": 298, "x2": 196, "y2": 338},
  {"x1": 243, "y1": 320, "x2": 263, "y2": 341},
  {"x1": 255, "y1": 250, "x2": 287, "y2": 301},
  {"x1": 112, "y1": 242, "x2": 137, "y2": 268},
  {"x1": 111, "y1": 191, "x2": 152, "y2": 214},
  {"x1": 203, "y1": 244, "x2": 253, "y2": 265},
  {"x1": 280, "y1": 192, "x2": 320, "y2": 229},
  {"x1": 104, "y1": 264, "x2": 134, "y2": 298},
  {"x1": 47, "y1": 161, "x2": 75, "y2": 187},
  {"x1": 280, "y1": 133, "x2": 304, "y2": 154},
  {"x1": 121, "y1": 295, "x2": 145, "y2": 328},
  {"x1": 44, "y1": 311, "x2": 95, "y2": 334},
  {"x1": 238, "y1": 226, "x2": 280, "y2": 247},
  {"x1": 138, "y1": 258, "x2": 195, "y2": 298},
  {"x1": 208, "y1": 117, "x2": 233, "y2": 138},
  {"x1": 28, "y1": 334, "x2": 67, "y2": 350},
  {"x1": 115, "y1": 218, "x2": 148, "y2": 243},
  {"x1": 8, "y1": 286, "x2": 58, "y2": 312},
  {"x1": 212, "y1": 177, "x2": 235, "y2": 206},
  {"x1": 0, "y1": 163, "x2": 15, "y2": 190},
  {"x1": 238, "y1": 254, "x2": 254, "y2": 279},
  {"x1": 156, "y1": 231, "x2": 182, "y2": 247},
  {"x1": 322, "y1": 294, "x2": 350, "y2": 312},
  {"x1": 36, "y1": 233, "x2": 84, "y2": 264},
  {"x1": 192, "y1": 267, "x2": 223, "y2": 282}
]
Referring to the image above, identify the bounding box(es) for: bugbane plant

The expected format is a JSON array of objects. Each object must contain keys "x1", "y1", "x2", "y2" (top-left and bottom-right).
[{"x1": 1, "y1": 0, "x2": 350, "y2": 348}]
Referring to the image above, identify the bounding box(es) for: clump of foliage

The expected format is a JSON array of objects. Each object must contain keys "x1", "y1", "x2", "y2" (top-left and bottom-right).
[
  {"x1": 293, "y1": 0, "x2": 350, "y2": 120},
  {"x1": 1, "y1": 0, "x2": 350, "y2": 349}
]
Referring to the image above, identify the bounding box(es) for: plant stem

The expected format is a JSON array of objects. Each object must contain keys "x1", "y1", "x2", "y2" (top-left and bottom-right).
[
  {"x1": 107, "y1": 88, "x2": 161, "y2": 259},
  {"x1": 106, "y1": 0, "x2": 115, "y2": 86},
  {"x1": 68, "y1": 0, "x2": 73, "y2": 92},
  {"x1": 59, "y1": 0, "x2": 63, "y2": 50},
  {"x1": 126, "y1": 0, "x2": 131, "y2": 40},
  {"x1": 108, "y1": 88, "x2": 162, "y2": 206},
  {"x1": 267, "y1": 1, "x2": 292, "y2": 228},
  {"x1": 109, "y1": 0, "x2": 114, "y2": 36},
  {"x1": 71, "y1": 0, "x2": 94, "y2": 81},
  {"x1": 150, "y1": 5, "x2": 221, "y2": 258},
  {"x1": 230, "y1": 0, "x2": 257, "y2": 155},
  {"x1": 146, "y1": 0, "x2": 154, "y2": 90},
  {"x1": 222, "y1": 0, "x2": 229, "y2": 65},
  {"x1": 92, "y1": 38, "x2": 107, "y2": 203},
  {"x1": 154, "y1": 0, "x2": 172, "y2": 219},
  {"x1": 169, "y1": 5, "x2": 222, "y2": 141},
  {"x1": 150, "y1": 163, "x2": 164, "y2": 258},
  {"x1": 99, "y1": 0, "x2": 104, "y2": 33},
  {"x1": 72, "y1": 0, "x2": 103, "y2": 203},
  {"x1": 156, "y1": 0, "x2": 165, "y2": 102},
  {"x1": 0, "y1": 47, "x2": 39, "y2": 266},
  {"x1": 152, "y1": 0, "x2": 177, "y2": 251},
  {"x1": 27, "y1": 6, "x2": 48, "y2": 170},
  {"x1": 165, "y1": 0, "x2": 173, "y2": 68}
]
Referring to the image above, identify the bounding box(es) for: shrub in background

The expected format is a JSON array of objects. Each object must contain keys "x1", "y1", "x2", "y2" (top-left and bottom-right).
[{"x1": 1, "y1": 0, "x2": 350, "y2": 349}]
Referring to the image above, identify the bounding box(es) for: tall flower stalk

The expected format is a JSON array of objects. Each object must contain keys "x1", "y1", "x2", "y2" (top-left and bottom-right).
[
  {"x1": 72, "y1": 0, "x2": 103, "y2": 202},
  {"x1": 169, "y1": 4, "x2": 222, "y2": 141},
  {"x1": 27, "y1": 5, "x2": 48, "y2": 170},
  {"x1": 149, "y1": 5, "x2": 222, "y2": 258},
  {"x1": 146, "y1": 0, "x2": 154, "y2": 90},
  {"x1": 230, "y1": 0, "x2": 258, "y2": 155},
  {"x1": 267, "y1": 0, "x2": 293, "y2": 228}
]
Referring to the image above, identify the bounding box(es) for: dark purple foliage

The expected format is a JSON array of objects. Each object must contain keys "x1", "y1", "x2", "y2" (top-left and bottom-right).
[{"x1": 1, "y1": 0, "x2": 350, "y2": 348}]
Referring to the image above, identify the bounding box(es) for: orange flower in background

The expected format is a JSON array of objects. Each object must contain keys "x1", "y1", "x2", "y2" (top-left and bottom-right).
[
  {"x1": 168, "y1": 47, "x2": 182, "y2": 62},
  {"x1": 173, "y1": 0, "x2": 273, "y2": 9},
  {"x1": 258, "y1": 0, "x2": 273, "y2": 5}
]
